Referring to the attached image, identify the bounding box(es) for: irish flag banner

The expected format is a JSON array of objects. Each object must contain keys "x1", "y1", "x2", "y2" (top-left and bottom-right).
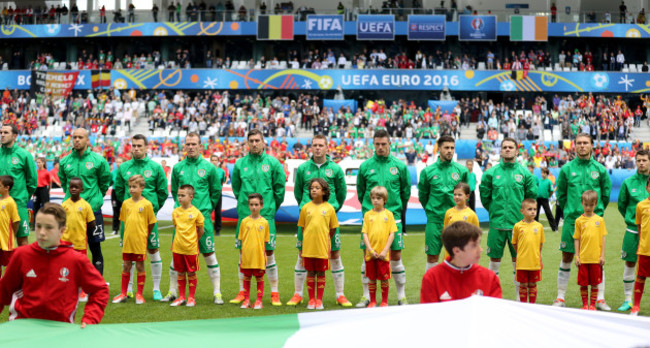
[
  {"x1": 510, "y1": 15, "x2": 548, "y2": 41},
  {"x1": 2, "y1": 297, "x2": 650, "y2": 347}
]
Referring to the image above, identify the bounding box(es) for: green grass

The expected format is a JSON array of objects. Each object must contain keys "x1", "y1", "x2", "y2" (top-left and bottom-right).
[{"x1": 2, "y1": 203, "x2": 648, "y2": 324}]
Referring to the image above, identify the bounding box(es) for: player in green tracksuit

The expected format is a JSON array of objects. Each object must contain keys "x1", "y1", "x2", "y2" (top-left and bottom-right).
[
  {"x1": 0, "y1": 124, "x2": 37, "y2": 246},
  {"x1": 59, "y1": 129, "x2": 111, "y2": 275},
  {"x1": 114, "y1": 134, "x2": 168, "y2": 301},
  {"x1": 479, "y1": 138, "x2": 537, "y2": 299},
  {"x1": 168, "y1": 133, "x2": 223, "y2": 304},
  {"x1": 356, "y1": 130, "x2": 411, "y2": 307},
  {"x1": 616, "y1": 150, "x2": 650, "y2": 311},
  {"x1": 418, "y1": 136, "x2": 468, "y2": 271},
  {"x1": 210, "y1": 154, "x2": 227, "y2": 236},
  {"x1": 286, "y1": 134, "x2": 351, "y2": 307},
  {"x1": 230, "y1": 129, "x2": 286, "y2": 306},
  {"x1": 553, "y1": 133, "x2": 611, "y2": 309}
]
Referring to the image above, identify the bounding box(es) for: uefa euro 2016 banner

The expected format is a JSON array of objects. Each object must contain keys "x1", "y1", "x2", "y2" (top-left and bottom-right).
[
  {"x1": 2, "y1": 69, "x2": 650, "y2": 93},
  {"x1": 1, "y1": 20, "x2": 650, "y2": 39}
]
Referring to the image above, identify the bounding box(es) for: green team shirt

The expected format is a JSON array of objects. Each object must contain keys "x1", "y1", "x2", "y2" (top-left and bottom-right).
[
  {"x1": 418, "y1": 159, "x2": 468, "y2": 222},
  {"x1": 231, "y1": 152, "x2": 285, "y2": 220},
  {"x1": 59, "y1": 148, "x2": 111, "y2": 211},
  {"x1": 479, "y1": 160, "x2": 537, "y2": 230},
  {"x1": 356, "y1": 154, "x2": 411, "y2": 218},
  {"x1": 115, "y1": 156, "x2": 168, "y2": 212},
  {"x1": 171, "y1": 156, "x2": 220, "y2": 213},
  {"x1": 0, "y1": 144, "x2": 37, "y2": 207},
  {"x1": 537, "y1": 177, "x2": 554, "y2": 199},
  {"x1": 468, "y1": 172, "x2": 476, "y2": 191},
  {"x1": 294, "y1": 157, "x2": 346, "y2": 211},
  {"x1": 618, "y1": 171, "x2": 649, "y2": 231},
  {"x1": 556, "y1": 157, "x2": 611, "y2": 224},
  {"x1": 216, "y1": 167, "x2": 226, "y2": 185}
]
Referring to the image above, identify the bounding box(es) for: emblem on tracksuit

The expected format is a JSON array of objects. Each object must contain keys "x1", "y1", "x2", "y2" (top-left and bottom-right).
[
  {"x1": 59, "y1": 267, "x2": 70, "y2": 282},
  {"x1": 591, "y1": 171, "x2": 599, "y2": 179},
  {"x1": 451, "y1": 172, "x2": 459, "y2": 181},
  {"x1": 86, "y1": 162, "x2": 94, "y2": 170},
  {"x1": 144, "y1": 170, "x2": 152, "y2": 178},
  {"x1": 11, "y1": 157, "x2": 18, "y2": 165},
  {"x1": 262, "y1": 164, "x2": 270, "y2": 172},
  {"x1": 198, "y1": 169, "x2": 206, "y2": 177},
  {"x1": 514, "y1": 174, "x2": 523, "y2": 182},
  {"x1": 325, "y1": 169, "x2": 333, "y2": 177},
  {"x1": 390, "y1": 167, "x2": 398, "y2": 175}
]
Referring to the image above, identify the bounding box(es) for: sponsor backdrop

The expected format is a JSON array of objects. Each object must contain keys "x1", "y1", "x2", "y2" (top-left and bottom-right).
[
  {"x1": 458, "y1": 15, "x2": 497, "y2": 41},
  {"x1": 1, "y1": 69, "x2": 647, "y2": 94},
  {"x1": 407, "y1": 14, "x2": 445, "y2": 40},
  {"x1": 356, "y1": 14, "x2": 395, "y2": 40},
  {"x1": 306, "y1": 15, "x2": 344, "y2": 40},
  {"x1": 0, "y1": 21, "x2": 649, "y2": 39}
]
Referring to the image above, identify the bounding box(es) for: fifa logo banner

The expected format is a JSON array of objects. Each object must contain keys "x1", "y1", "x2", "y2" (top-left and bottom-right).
[
  {"x1": 306, "y1": 15, "x2": 344, "y2": 40},
  {"x1": 408, "y1": 15, "x2": 445, "y2": 40},
  {"x1": 459, "y1": 15, "x2": 497, "y2": 41},
  {"x1": 357, "y1": 15, "x2": 395, "y2": 40},
  {"x1": 30, "y1": 71, "x2": 79, "y2": 99}
]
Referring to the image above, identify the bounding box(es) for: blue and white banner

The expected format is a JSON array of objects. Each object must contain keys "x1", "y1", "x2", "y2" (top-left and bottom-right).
[
  {"x1": 459, "y1": 15, "x2": 497, "y2": 41},
  {"x1": 306, "y1": 15, "x2": 344, "y2": 40},
  {"x1": 357, "y1": 15, "x2": 395, "y2": 40},
  {"x1": 1, "y1": 69, "x2": 648, "y2": 94},
  {"x1": 407, "y1": 15, "x2": 445, "y2": 40}
]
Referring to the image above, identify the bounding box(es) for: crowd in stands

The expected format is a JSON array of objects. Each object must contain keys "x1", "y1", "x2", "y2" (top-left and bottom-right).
[
  {"x1": 9, "y1": 45, "x2": 646, "y2": 73},
  {"x1": 0, "y1": 87, "x2": 647, "y2": 171}
]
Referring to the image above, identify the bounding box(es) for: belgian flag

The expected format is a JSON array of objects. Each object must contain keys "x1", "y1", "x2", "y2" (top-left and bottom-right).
[
  {"x1": 257, "y1": 15, "x2": 294, "y2": 40},
  {"x1": 91, "y1": 70, "x2": 111, "y2": 89}
]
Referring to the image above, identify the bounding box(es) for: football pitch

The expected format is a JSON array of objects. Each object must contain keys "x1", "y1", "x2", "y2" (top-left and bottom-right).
[{"x1": 1, "y1": 203, "x2": 647, "y2": 324}]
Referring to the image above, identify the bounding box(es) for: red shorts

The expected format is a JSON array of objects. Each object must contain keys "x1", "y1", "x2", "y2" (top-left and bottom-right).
[
  {"x1": 365, "y1": 259, "x2": 391, "y2": 281},
  {"x1": 303, "y1": 257, "x2": 329, "y2": 272},
  {"x1": 516, "y1": 270, "x2": 541, "y2": 283},
  {"x1": 578, "y1": 263, "x2": 602, "y2": 286},
  {"x1": 173, "y1": 253, "x2": 199, "y2": 273},
  {"x1": 0, "y1": 249, "x2": 13, "y2": 266},
  {"x1": 638, "y1": 255, "x2": 650, "y2": 278},
  {"x1": 123, "y1": 253, "x2": 146, "y2": 262},
  {"x1": 240, "y1": 268, "x2": 265, "y2": 277}
]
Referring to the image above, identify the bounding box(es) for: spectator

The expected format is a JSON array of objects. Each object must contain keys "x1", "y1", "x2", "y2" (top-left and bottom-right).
[
  {"x1": 620, "y1": 1, "x2": 627, "y2": 23},
  {"x1": 152, "y1": 3, "x2": 159, "y2": 22}
]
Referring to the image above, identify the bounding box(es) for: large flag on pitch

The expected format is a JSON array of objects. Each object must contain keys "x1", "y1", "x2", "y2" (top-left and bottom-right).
[
  {"x1": 257, "y1": 15, "x2": 294, "y2": 40},
  {"x1": 510, "y1": 15, "x2": 548, "y2": 41}
]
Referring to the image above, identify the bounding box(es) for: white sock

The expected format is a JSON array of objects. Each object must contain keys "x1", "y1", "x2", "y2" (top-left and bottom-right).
[
  {"x1": 597, "y1": 268, "x2": 605, "y2": 301},
  {"x1": 623, "y1": 265, "x2": 636, "y2": 302},
  {"x1": 204, "y1": 254, "x2": 221, "y2": 295},
  {"x1": 488, "y1": 261, "x2": 501, "y2": 275},
  {"x1": 330, "y1": 257, "x2": 345, "y2": 298},
  {"x1": 557, "y1": 261, "x2": 572, "y2": 300},
  {"x1": 361, "y1": 262, "x2": 369, "y2": 299},
  {"x1": 294, "y1": 255, "x2": 307, "y2": 296},
  {"x1": 168, "y1": 261, "x2": 178, "y2": 296},
  {"x1": 426, "y1": 262, "x2": 438, "y2": 271},
  {"x1": 513, "y1": 261, "x2": 520, "y2": 302},
  {"x1": 391, "y1": 260, "x2": 406, "y2": 300},
  {"x1": 238, "y1": 268, "x2": 245, "y2": 292},
  {"x1": 266, "y1": 254, "x2": 279, "y2": 293},
  {"x1": 127, "y1": 263, "x2": 135, "y2": 292},
  {"x1": 150, "y1": 251, "x2": 162, "y2": 292}
]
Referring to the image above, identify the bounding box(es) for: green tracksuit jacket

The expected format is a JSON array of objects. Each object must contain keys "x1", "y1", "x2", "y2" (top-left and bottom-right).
[
  {"x1": 618, "y1": 171, "x2": 649, "y2": 232},
  {"x1": 171, "y1": 155, "x2": 220, "y2": 213},
  {"x1": 418, "y1": 159, "x2": 469, "y2": 222},
  {"x1": 556, "y1": 157, "x2": 611, "y2": 224},
  {"x1": 0, "y1": 144, "x2": 37, "y2": 207},
  {"x1": 114, "y1": 156, "x2": 169, "y2": 212},
  {"x1": 60, "y1": 148, "x2": 111, "y2": 212},
  {"x1": 356, "y1": 154, "x2": 411, "y2": 218},
  {"x1": 231, "y1": 152, "x2": 286, "y2": 219},
  {"x1": 294, "y1": 157, "x2": 347, "y2": 211},
  {"x1": 479, "y1": 160, "x2": 537, "y2": 230}
]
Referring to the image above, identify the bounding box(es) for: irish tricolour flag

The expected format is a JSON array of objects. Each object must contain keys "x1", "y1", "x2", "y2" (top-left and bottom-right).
[{"x1": 510, "y1": 15, "x2": 548, "y2": 41}]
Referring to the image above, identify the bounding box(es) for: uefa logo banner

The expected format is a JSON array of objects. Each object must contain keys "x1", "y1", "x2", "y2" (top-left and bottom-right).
[
  {"x1": 458, "y1": 15, "x2": 497, "y2": 41},
  {"x1": 306, "y1": 15, "x2": 344, "y2": 40},
  {"x1": 407, "y1": 15, "x2": 445, "y2": 40},
  {"x1": 357, "y1": 15, "x2": 395, "y2": 40}
]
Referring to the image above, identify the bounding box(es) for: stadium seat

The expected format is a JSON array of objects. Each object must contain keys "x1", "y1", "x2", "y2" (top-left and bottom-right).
[
  {"x1": 623, "y1": 68, "x2": 629, "y2": 72},
  {"x1": 529, "y1": 64, "x2": 535, "y2": 70},
  {"x1": 630, "y1": 65, "x2": 637, "y2": 72},
  {"x1": 254, "y1": 63, "x2": 261, "y2": 69},
  {"x1": 638, "y1": 64, "x2": 644, "y2": 71},
  {"x1": 545, "y1": 67, "x2": 552, "y2": 71},
  {"x1": 554, "y1": 63, "x2": 561, "y2": 71},
  {"x1": 279, "y1": 61, "x2": 287, "y2": 69},
  {"x1": 477, "y1": 62, "x2": 486, "y2": 70},
  {"x1": 436, "y1": 65, "x2": 443, "y2": 70},
  {"x1": 52, "y1": 62, "x2": 60, "y2": 70},
  {"x1": 563, "y1": 67, "x2": 570, "y2": 72},
  {"x1": 571, "y1": 67, "x2": 578, "y2": 71},
  {"x1": 344, "y1": 61, "x2": 352, "y2": 69}
]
